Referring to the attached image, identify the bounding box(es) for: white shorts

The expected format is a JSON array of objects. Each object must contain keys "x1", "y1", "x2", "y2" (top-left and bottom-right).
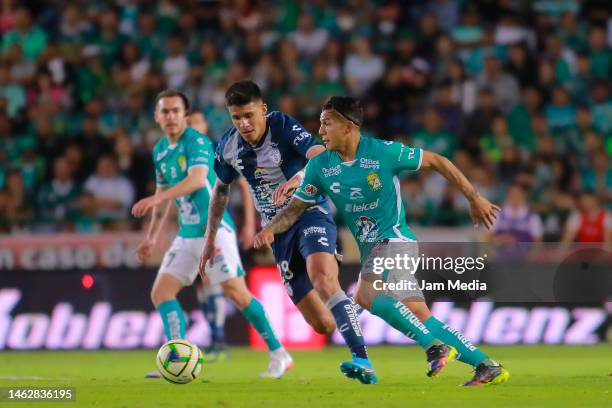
[{"x1": 158, "y1": 227, "x2": 245, "y2": 286}]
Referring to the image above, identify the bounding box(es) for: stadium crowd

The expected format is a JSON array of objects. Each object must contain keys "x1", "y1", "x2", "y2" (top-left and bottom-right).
[{"x1": 0, "y1": 0, "x2": 611, "y2": 242}]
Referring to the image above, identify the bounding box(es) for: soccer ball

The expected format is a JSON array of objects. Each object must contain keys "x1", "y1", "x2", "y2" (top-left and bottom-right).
[{"x1": 156, "y1": 339, "x2": 204, "y2": 384}]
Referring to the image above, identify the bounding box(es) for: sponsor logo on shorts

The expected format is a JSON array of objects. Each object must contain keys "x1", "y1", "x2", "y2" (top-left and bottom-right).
[
  {"x1": 322, "y1": 165, "x2": 342, "y2": 177},
  {"x1": 303, "y1": 226, "x2": 327, "y2": 236},
  {"x1": 344, "y1": 199, "x2": 379, "y2": 213},
  {"x1": 367, "y1": 172, "x2": 382, "y2": 191},
  {"x1": 359, "y1": 158, "x2": 380, "y2": 169}
]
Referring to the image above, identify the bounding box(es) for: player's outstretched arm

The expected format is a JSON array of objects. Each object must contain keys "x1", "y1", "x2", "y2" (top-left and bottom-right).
[
  {"x1": 132, "y1": 167, "x2": 208, "y2": 217},
  {"x1": 253, "y1": 197, "x2": 308, "y2": 249},
  {"x1": 420, "y1": 150, "x2": 500, "y2": 229},
  {"x1": 199, "y1": 180, "x2": 231, "y2": 277}
]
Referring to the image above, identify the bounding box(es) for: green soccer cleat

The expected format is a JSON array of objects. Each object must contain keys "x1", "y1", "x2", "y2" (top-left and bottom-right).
[
  {"x1": 340, "y1": 358, "x2": 378, "y2": 385},
  {"x1": 463, "y1": 363, "x2": 510, "y2": 386},
  {"x1": 426, "y1": 344, "x2": 458, "y2": 377}
]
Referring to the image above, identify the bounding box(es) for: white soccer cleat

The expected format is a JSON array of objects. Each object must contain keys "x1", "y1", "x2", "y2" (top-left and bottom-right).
[{"x1": 259, "y1": 348, "x2": 293, "y2": 379}]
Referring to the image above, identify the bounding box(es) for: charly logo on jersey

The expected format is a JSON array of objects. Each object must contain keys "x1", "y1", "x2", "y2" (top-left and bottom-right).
[
  {"x1": 367, "y1": 172, "x2": 382, "y2": 191},
  {"x1": 345, "y1": 198, "x2": 379, "y2": 213},
  {"x1": 330, "y1": 182, "x2": 340, "y2": 193},
  {"x1": 178, "y1": 155, "x2": 187, "y2": 171},
  {"x1": 359, "y1": 158, "x2": 380, "y2": 170},
  {"x1": 254, "y1": 167, "x2": 267, "y2": 180},
  {"x1": 303, "y1": 184, "x2": 318, "y2": 196},
  {"x1": 355, "y1": 216, "x2": 379, "y2": 243},
  {"x1": 322, "y1": 165, "x2": 342, "y2": 177}
]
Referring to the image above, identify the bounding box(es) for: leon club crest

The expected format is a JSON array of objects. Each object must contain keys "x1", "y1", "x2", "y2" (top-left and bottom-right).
[{"x1": 367, "y1": 172, "x2": 382, "y2": 190}]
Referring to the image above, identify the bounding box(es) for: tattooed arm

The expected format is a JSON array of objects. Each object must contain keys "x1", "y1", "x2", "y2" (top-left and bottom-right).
[
  {"x1": 199, "y1": 180, "x2": 231, "y2": 277},
  {"x1": 253, "y1": 198, "x2": 308, "y2": 249}
]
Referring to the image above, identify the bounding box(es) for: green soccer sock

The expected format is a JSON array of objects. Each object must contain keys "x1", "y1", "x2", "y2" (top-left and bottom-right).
[
  {"x1": 424, "y1": 316, "x2": 489, "y2": 367},
  {"x1": 370, "y1": 294, "x2": 440, "y2": 349},
  {"x1": 242, "y1": 298, "x2": 281, "y2": 351},
  {"x1": 157, "y1": 299, "x2": 186, "y2": 340}
]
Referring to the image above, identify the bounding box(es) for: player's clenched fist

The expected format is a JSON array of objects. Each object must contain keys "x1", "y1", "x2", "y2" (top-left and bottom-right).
[{"x1": 253, "y1": 228, "x2": 275, "y2": 249}]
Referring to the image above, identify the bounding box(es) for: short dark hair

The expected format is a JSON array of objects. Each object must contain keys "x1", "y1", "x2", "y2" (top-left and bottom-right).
[
  {"x1": 323, "y1": 96, "x2": 363, "y2": 127},
  {"x1": 155, "y1": 89, "x2": 190, "y2": 111},
  {"x1": 225, "y1": 80, "x2": 262, "y2": 106}
]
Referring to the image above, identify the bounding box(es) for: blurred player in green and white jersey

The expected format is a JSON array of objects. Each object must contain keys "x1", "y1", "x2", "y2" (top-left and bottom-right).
[
  {"x1": 255, "y1": 96, "x2": 509, "y2": 386},
  {"x1": 133, "y1": 90, "x2": 292, "y2": 378},
  {"x1": 188, "y1": 111, "x2": 257, "y2": 361}
]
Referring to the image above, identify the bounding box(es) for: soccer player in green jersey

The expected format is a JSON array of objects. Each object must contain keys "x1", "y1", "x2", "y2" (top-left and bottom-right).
[
  {"x1": 132, "y1": 90, "x2": 292, "y2": 378},
  {"x1": 255, "y1": 96, "x2": 509, "y2": 386}
]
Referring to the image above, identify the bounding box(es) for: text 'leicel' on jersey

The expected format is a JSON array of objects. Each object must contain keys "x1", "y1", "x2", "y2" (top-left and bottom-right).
[
  {"x1": 293, "y1": 136, "x2": 423, "y2": 261},
  {"x1": 214, "y1": 111, "x2": 328, "y2": 225},
  {"x1": 153, "y1": 127, "x2": 235, "y2": 238}
]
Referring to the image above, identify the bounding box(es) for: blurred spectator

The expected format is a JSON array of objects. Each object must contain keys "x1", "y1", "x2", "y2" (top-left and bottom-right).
[
  {"x1": 82, "y1": 154, "x2": 135, "y2": 229},
  {"x1": 412, "y1": 108, "x2": 455, "y2": 159},
  {"x1": 487, "y1": 184, "x2": 543, "y2": 242},
  {"x1": 36, "y1": 156, "x2": 82, "y2": 231},
  {"x1": 588, "y1": 25, "x2": 612, "y2": 79},
  {"x1": 0, "y1": 169, "x2": 33, "y2": 232},
  {"x1": 289, "y1": 13, "x2": 329, "y2": 58},
  {"x1": 580, "y1": 151, "x2": 612, "y2": 204},
  {"x1": 1, "y1": 7, "x2": 46, "y2": 60},
  {"x1": 460, "y1": 87, "x2": 500, "y2": 156},
  {"x1": 447, "y1": 59, "x2": 477, "y2": 114},
  {"x1": 0, "y1": 63, "x2": 25, "y2": 117},
  {"x1": 562, "y1": 191, "x2": 612, "y2": 242},
  {"x1": 344, "y1": 36, "x2": 384, "y2": 96},
  {"x1": 476, "y1": 56, "x2": 521, "y2": 113}
]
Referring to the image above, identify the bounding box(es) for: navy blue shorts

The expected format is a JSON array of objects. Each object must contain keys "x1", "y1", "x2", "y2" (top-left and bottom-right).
[{"x1": 272, "y1": 207, "x2": 338, "y2": 304}]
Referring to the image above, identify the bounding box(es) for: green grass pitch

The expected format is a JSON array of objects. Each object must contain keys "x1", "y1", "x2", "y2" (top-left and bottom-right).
[{"x1": 0, "y1": 345, "x2": 609, "y2": 407}]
